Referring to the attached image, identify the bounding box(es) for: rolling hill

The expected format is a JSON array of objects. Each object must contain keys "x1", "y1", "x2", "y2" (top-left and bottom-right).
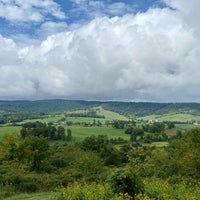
[{"x1": 0, "y1": 100, "x2": 200, "y2": 118}]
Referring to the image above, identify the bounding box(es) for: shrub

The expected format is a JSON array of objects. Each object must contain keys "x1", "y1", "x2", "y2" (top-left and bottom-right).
[
  {"x1": 109, "y1": 168, "x2": 144, "y2": 199},
  {"x1": 50, "y1": 182, "x2": 131, "y2": 200}
]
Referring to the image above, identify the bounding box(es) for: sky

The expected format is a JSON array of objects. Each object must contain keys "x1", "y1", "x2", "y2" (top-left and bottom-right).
[{"x1": 0, "y1": 0, "x2": 200, "y2": 102}]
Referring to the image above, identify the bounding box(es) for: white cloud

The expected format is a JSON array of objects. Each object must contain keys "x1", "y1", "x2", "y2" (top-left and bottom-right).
[
  {"x1": 70, "y1": 0, "x2": 134, "y2": 20},
  {"x1": 0, "y1": 0, "x2": 66, "y2": 23},
  {"x1": 164, "y1": 0, "x2": 200, "y2": 31},
  {"x1": 70, "y1": 0, "x2": 87, "y2": 4},
  {"x1": 106, "y1": 2, "x2": 133, "y2": 16},
  {"x1": 0, "y1": 0, "x2": 200, "y2": 101},
  {"x1": 37, "y1": 21, "x2": 68, "y2": 39}
]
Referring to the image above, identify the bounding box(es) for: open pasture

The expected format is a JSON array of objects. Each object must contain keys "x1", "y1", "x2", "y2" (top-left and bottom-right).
[
  {"x1": 63, "y1": 125, "x2": 130, "y2": 141},
  {"x1": 140, "y1": 113, "x2": 200, "y2": 122}
]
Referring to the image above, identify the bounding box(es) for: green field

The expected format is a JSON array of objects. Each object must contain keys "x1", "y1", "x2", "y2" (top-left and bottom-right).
[
  {"x1": 66, "y1": 106, "x2": 128, "y2": 120},
  {"x1": 17, "y1": 115, "x2": 65, "y2": 124},
  {"x1": 0, "y1": 126, "x2": 21, "y2": 139},
  {"x1": 64, "y1": 125, "x2": 129, "y2": 141},
  {"x1": 175, "y1": 123, "x2": 197, "y2": 130},
  {"x1": 0, "y1": 125, "x2": 129, "y2": 142},
  {"x1": 95, "y1": 107, "x2": 128, "y2": 120},
  {"x1": 140, "y1": 113, "x2": 200, "y2": 122}
]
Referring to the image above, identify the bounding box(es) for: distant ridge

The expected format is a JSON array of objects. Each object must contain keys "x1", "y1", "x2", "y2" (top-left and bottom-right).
[{"x1": 1, "y1": 99, "x2": 200, "y2": 117}]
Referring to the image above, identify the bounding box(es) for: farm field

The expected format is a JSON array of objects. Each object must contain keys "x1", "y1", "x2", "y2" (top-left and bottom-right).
[
  {"x1": 17, "y1": 114, "x2": 65, "y2": 124},
  {"x1": 94, "y1": 106, "x2": 129, "y2": 120},
  {"x1": 64, "y1": 125, "x2": 129, "y2": 141},
  {"x1": 0, "y1": 108, "x2": 199, "y2": 142},
  {"x1": 0, "y1": 107, "x2": 130, "y2": 141},
  {"x1": 139, "y1": 113, "x2": 200, "y2": 122},
  {"x1": 0, "y1": 125, "x2": 129, "y2": 142}
]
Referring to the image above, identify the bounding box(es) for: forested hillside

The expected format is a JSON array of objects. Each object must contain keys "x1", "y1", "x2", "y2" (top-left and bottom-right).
[
  {"x1": 1, "y1": 100, "x2": 200, "y2": 117},
  {"x1": 0, "y1": 100, "x2": 99, "y2": 113}
]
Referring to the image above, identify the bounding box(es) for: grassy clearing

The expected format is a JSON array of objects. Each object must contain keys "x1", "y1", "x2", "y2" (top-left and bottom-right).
[
  {"x1": 175, "y1": 123, "x2": 197, "y2": 130},
  {"x1": 64, "y1": 125, "x2": 129, "y2": 141},
  {"x1": 0, "y1": 126, "x2": 21, "y2": 139},
  {"x1": 165, "y1": 127, "x2": 181, "y2": 136},
  {"x1": 66, "y1": 106, "x2": 128, "y2": 121},
  {"x1": 67, "y1": 117, "x2": 106, "y2": 123},
  {"x1": 17, "y1": 115, "x2": 65, "y2": 124},
  {"x1": 0, "y1": 125, "x2": 129, "y2": 142},
  {"x1": 3, "y1": 192, "x2": 50, "y2": 200},
  {"x1": 95, "y1": 107, "x2": 128, "y2": 120},
  {"x1": 140, "y1": 113, "x2": 200, "y2": 122}
]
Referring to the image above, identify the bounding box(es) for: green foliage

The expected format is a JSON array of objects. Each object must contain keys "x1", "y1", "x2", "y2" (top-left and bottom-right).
[
  {"x1": 165, "y1": 121, "x2": 175, "y2": 129},
  {"x1": 1, "y1": 103, "x2": 200, "y2": 200},
  {"x1": 0, "y1": 112, "x2": 45, "y2": 124},
  {"x1": 143, "y1": 178, "x2": 200, "y2": 200},
  {"x1": 1, "y1": 100, "x2": 200, "y2": 119},
  {"x1": 169, "y1": 128, "x2": 200, "y2": 179},
  {"x1": 66, "y1": 129, "x2": 72, "y2": 141},
  {"x1": 51, "y1": 182, "x2": 131, "y2": 200},
  {"x1": 109, "y1": 168, "x2": 144, "y2": 199},
  {"x1": 20, "y1": 136, "x2": 50, "y2": 171},
  {"x1": 81, "y1": 135, "x2": 109, "y2": 152},
  {"x1": 147, "y1": 122, "x2": 165, "y2": 133},
  {"x1": 21, "y1": 122, "x2": 66, "y2": 141},
  {"x1": 66, "y1": 110, "x2": 105, "y2": 118},
  {"x1": 0, "y1": 182, "x2": 15, "y2": 199},
  {"x1": 80, "y1": 135, "x2": 127, "y2": 166},
  {"x1": 112, "y1": 120, "x2": 127, "y2": 129}
]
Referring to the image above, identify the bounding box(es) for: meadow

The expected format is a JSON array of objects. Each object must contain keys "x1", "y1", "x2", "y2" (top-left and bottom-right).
[
  {"x1": 140, "y1": 113, "x2": 200, "y2": 122},
  {"x1": 63, "y1": 125, "x2": 129, "y2": 141},
  {"x1": 0, "y1": 126, "x2": 21, "y2": 139}
]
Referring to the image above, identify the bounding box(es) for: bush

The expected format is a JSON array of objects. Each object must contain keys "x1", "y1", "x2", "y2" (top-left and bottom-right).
[
  {"x1": 50, "y1": 182, "x2": 131, "y2": 200},
  {"x1": 109, "y1": 168, "x2": 144, "y2": 199}
]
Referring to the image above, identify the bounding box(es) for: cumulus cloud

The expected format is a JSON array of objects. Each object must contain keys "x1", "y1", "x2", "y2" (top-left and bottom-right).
[
  {"x1": 0, "y1": 0, "x2": 66, "y2": 23},
  {"x1": 0, "y1": 0, "x2": 200, "y2": 101}
]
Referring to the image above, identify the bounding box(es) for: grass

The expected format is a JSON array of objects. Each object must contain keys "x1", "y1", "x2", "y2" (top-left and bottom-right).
[
  {"x1": 0, "y1": 124, "x2": 129, "y2": 142},
  {"x1": 67, "y1": 117, "x2": 106, "y2": 123},
  {"x1": 140, "y1": 113, "x2": 200, "y2": 122},
  {"x1": 64, "y1": 125, "x2": 130, "y2": 141},
  {"x1": 3, "y1": 192, "x2": 50, "y2": 200},
  {"x1": 66, "y1": 106, "x2": 129, "y2": 121},
  {"x1": 0, "y1": 126, "x2": 21, "y2": 139},
  {"x1": 95, "y1": 107, "x2": 128, "y2": 120},
  {"x1": 175, "y1": 123, "x2": 197, "y2": 130},
  {"x1": 17, "y1": 115, "x2": 65, "y2": 124}
]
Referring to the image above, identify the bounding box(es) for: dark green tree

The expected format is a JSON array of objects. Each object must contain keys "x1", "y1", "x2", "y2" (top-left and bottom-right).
[
  {"x1": 57, "y1": 126, "x2": 66, "y2": 140},
  {"x1": 66, "y1": 129, "x2": 72, "y2": 141},
  {"x1": 109, "y1": 167, "x2": 144, "y2": 199}
]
